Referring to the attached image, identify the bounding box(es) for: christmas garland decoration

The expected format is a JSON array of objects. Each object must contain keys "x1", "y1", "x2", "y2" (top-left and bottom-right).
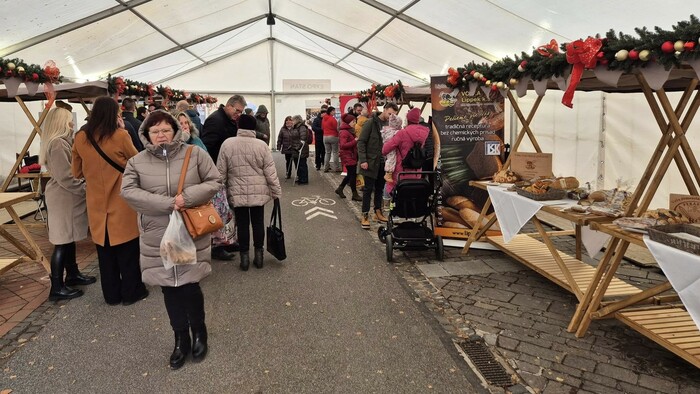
[
  {"x1": 0, "y1": 57, "x2": 63, "y2": 84},
  {"x1": 107, "y1": 75, "x2": 217, "y2": 105},
  {"x1": 444, "y1": 15, "x2": 700, "y2": 102},
  {"x1": 356, "y1": 80, "x2": 406, "y2": 102}
]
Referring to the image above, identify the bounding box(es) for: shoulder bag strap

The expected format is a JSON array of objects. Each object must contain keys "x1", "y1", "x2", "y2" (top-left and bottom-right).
[
  {"x1": 177, "y1": 146, "x2": 194, "y2": 195},
  {"x1": 84, "y1": 130, "x2": 125, "y2": 173},
  {"x1": 270, "y1": 198, "x2": 281, "y2": 229}
]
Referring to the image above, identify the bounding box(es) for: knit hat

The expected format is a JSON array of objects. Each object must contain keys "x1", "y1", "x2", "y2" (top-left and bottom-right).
[
  {"x1": 406, "y1": 108, "x2": 421, "y2": 124},
  {"x1": 238, "y1": 114, "x2": 257, "y2": 130},
  {"x1": 388, "y1": 114, "x2": 403, "y2": 129},
  {"x1": 256, "y1": 105, "x2": 268, "y2": 115},
  {"x1": 341, "y1": 113, "x2": 355, "y2": 124}
]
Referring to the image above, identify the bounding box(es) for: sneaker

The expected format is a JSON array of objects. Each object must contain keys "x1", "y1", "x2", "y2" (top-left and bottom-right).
[{"x1": 361, "y1": 213, "x2": 370, "y2": 229}]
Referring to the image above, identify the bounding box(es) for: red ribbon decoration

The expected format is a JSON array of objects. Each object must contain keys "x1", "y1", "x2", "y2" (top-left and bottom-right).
[
  {"x1": 114, "y1": 77, "x2": 126, "y2": 101},
  {"x1": 42, "y1": 60, "x2": 60, "y2": 109},
  {"x1": 562, "y1": 37, "x2": 602, "y2": 108},
  {"x1": 537, "y1": 39, "x2": 560, "y2": 57}
]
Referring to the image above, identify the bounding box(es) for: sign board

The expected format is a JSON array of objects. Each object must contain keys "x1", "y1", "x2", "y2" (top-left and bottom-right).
[
  {"x1": 510, "y1": 152, "x2": 553, "y2": 180},
  {"x1": 671, "y1": 194, "x2": 700, "y2": 223},
  {"x1": 283, "y1": 79, "x2": 331, "y2": 92}
]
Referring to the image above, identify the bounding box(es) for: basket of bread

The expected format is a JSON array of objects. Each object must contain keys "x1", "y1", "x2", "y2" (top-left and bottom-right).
[
  {"x1": 514, "y1": 176, "x2": 578, "y2": 201},
  {"x1": 613, "y1": 209, "x2": 690, "y2": 234},
  {"x1": 648, "y1": 223, "x2": 700, "y2": 256}
]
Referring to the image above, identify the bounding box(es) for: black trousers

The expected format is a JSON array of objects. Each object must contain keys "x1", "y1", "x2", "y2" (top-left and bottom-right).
[
  {"x1": 314, "y1": 132, "x2": 325, "y2": 169},
  {"x1": 234, "y1": 206, "x2": 265, "y2": 253},
  {"x1": 162, "y1": 282, "x2": 205, "y2": 332},
  {"x1": 339, "y1": 164, "x2": 357, "y2": 191},
  {"x1": 95, "y1": 229, "x2": 146, "y2": 305},
  {"x1": 297, "y1": 156, "x2": 309, "y2": 183},
  {"x1": 284, "y1": 153, "x2": 297, "y2": 178},
  {"x1": 362, "y1": 166, "x2": 386, "y2": 213}
]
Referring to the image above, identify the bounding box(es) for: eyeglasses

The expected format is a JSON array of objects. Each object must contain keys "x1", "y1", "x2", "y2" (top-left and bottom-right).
[{"x1": 148, "y1": 128, "x2": 174, "y2": 136}]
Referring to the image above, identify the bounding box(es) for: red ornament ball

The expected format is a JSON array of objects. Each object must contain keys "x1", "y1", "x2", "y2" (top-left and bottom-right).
[
  {"x1": 470, "y1": 70, "x2": 476, "y2": 76},
  {"x1": 685, "y1": 41, "x2": 696, "y2": 51},
  {"x1": 5, "y1": 71, "x2": 12, "y2": 77},
  {"x1": 490, "y1": 85, "x2": 498, "y2": 91},
  {"x1": 596, "y1": 51, "x2": 605, "y2": 59},
  {"x1": 31, "y1": 73, "x2": 39, "y2": 81},
  {"x1": 661, "y1": 41, "x2": 675, "y2": 54},
  {"x1": 519, "y1": 60, "x2": 527, "y2": 68},
  {"x1": 628, "y1": 50, "x2": 639, "y2": 60}
]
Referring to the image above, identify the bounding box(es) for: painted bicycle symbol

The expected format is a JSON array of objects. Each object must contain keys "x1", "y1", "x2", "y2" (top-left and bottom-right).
[{"x1": 291, "y1": 195, "x2": 336, "y2": 207}]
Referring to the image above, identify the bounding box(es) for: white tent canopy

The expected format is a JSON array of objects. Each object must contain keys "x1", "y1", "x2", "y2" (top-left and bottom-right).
[{"x1": 1, "y1": 1, "x2": 700, "y2": 208}]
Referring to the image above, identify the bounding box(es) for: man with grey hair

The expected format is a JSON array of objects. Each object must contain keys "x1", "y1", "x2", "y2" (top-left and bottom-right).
[
  {"x1": 201, "y1": 94, "x2": 246, "y2": 163},
  {"x1": 176, "y1": 99, "x2": 203, "y2": 133}
]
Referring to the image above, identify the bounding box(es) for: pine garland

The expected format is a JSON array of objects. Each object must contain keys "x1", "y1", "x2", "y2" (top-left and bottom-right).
[
  {"x1": 356, "y1": 80, "x2": 405, "y2": 102},
  {"x1": 445, "y1": 15, "x2": 700, "y2": 91},
  {"x1": 107, "y1": 75, "x2": 216, "y2": 104},
  {"x1": 0, "y1": 57, "x2": 63, "y2": 84}
]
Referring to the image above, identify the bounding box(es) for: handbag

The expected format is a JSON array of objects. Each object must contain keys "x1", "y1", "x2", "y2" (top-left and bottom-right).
[
  {"x1": 266, "y1": 198, "x2": 286, "y2": 261},
  {"x1": 177, "y1": 146, "x2": 223, "y2": 239}
]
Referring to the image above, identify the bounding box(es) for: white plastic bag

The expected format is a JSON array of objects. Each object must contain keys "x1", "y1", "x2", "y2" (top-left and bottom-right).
[{"x1": 160, "y1": 211, "x2": 197, "y2": 270}]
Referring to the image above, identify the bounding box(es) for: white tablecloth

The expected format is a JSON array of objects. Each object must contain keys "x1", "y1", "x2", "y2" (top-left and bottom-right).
[{"x1": 644, "y1": 237, "x2": 700, "y2": 331}]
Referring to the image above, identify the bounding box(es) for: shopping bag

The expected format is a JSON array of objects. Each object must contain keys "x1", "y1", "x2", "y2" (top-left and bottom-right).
[
  {"x1": 160, "y1": 211, "x2": 197, "y2": 270},
  {"x1": 211, "y1": 187, "x2": 237, "y2": 246},
  {"x1": 356, "y1": 174, "x2": 365, "y2": 189},
  {"x1": 266, "y1": 199, "x2": 286, "y2": 261}
]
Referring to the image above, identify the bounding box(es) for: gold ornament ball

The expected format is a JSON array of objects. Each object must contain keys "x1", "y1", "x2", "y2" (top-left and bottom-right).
[
  {"x1": 17, "y1": 66, "x2": 25, "y2": 73},
  {"x1": 675, "y1": 51, "x2": 682, "y2": 58},
  {"x1": 509, "y1": 78, "x2": 518, "y2": 86},
  {"x1": 615, "y1": 49, "x2": 629, "y2": 61},
  {"x1": 7, "y1": 62, "x2": 15, "y2": 70},
  {"x1": 485, "y1": 80, "x2": 491, "y2": 86},
  {"x1": 639, "y1": 49, "x2": 651, "y2": 61},
  {"x1": 496, "y1": 81, "x2": 505, "y2": 89},
  {"x1": 674, "y1": 40, "x2": 685, "y2": 52}
]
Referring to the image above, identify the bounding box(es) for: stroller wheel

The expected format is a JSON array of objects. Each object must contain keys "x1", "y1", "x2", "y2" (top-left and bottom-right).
[
  {"x1": 435, "y1": 235, "x2": 444, "y2": 261},
  {"x1": 378, "y1": 226, "x2": 387, "y2": 243},
  {"x1": 385, "y1": 234, "x2": 393, "y2": 262}
]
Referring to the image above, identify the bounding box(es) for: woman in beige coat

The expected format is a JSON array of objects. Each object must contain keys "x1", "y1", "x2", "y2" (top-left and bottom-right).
[
  {"x1": 72, "y1": 96, "x2": 147, "y2": 306},
  {"x1": 40, "y1": 107, "x2": 95, "y2": 301},
  {"x1": 217, "y1": 114, "x2": 281, "y2": 271},
  {"x1": 122, "y1": 110, "x2": 220, "y2": 370}
]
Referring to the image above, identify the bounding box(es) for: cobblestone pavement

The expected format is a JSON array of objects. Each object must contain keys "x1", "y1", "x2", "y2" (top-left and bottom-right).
[{"x1": 327, "y1": 173, "x2": 700, "y2": 394}]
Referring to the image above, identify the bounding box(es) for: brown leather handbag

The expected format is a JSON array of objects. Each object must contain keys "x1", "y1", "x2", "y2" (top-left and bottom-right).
[{"x1": 177, "y1": 146, "x2": 223, "y2": 239}]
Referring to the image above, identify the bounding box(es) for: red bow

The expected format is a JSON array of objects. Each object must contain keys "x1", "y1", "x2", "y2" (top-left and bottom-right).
[
  {"x1": 537, "y1": 39, "x2": 560, "y2": 57},
  {"x1": 562, "y1": 37, "x2": 602, "y2": 108},
  {"x1": 43, "y1": 60, "x2": 60, "y2": 109}
]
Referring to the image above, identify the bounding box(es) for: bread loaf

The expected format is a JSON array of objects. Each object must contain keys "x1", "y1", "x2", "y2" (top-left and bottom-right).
[
  {"x1": 447, "y1": 196, "x2": 478, "y2": 211},
  {"x1": 549, "y1": 177, "x2": 579, "y2": 190},
  {"x1": 442, "y1": 221, "x2": 469, "y2": 229},
  {"x1": 440, "y1": 206, "x2": 468, "y2": 226}
]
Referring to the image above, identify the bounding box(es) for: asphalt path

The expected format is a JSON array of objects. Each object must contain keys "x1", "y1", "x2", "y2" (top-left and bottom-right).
[{"x1": 0, "y1": 152, "x2": 481, "y2": 393}]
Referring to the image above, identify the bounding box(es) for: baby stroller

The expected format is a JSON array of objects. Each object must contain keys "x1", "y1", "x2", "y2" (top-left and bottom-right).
[{"x1": 377, "y1": 171, "x2": 444, "y2": 262}]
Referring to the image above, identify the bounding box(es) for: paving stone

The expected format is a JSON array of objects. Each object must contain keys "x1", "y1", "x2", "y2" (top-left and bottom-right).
[
  {"x1": 416, "y1": 263, "x2": 449, "y2": 278},
  {"x1": 595, "y1": 363, "x2": 638, "y2": 384},
  {"x1": 482, "y1": 258, "x2": 522, "y2": 273},
  {"x1": 519, "y1": 371, "x2": 547, "y2": 391},
  {"x1": 542, "y1": 381, "x2": 577, "y2": 394},
  {"x1": 475, "y1": 288, "x2": 515, "y2": 303},
  {"x1": 491, "y1": 312, "x2": 534, "y2": 329},
  {"x1": 442, "y1": 260, "x2": 496, "y2": 276},
  {"x1": 617, "y1": 381, "x2": 656, "y2": 394},
  {"x1": 511, "y1": 294, "x2": 552, "y2": 311},
  {"x1": 474, "y1": 301, "x2": 499, "y2": 311},
  {"x1": 506, "y1": 383, "x2": 529, "y2": 394},
  {"x1": 580, "y1": 380, "x2": 620, "y2": 394},
  {"x1": 531, "y1": 322, "x2": 563, "y2": 337},
  {"x1": 497, "y1": 336, "x2": 520, "y2": 351},
  {"x1": 637, "y1": 374, "x2": 679, "y2": 393},
  {"x1": 548, "y1": 362, "x2": 584, "y2": 380},
  {"x1": 562, "y1": 354, "x2": 596, "y2": 373},
  {"x1": 517, "y1": 342, "x2": 563, "y2": 363},
  {"x1": 514, "y1": 359, "x2": 541, "y2": 374},
  {"x1": 581, "y1": 371, "x2": 618, "y2": 390}
]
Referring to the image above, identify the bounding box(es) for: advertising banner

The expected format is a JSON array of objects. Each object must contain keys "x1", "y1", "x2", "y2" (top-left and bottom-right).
[{"x1": 431, "y1": 75, "x2": 505, "y2": 239}]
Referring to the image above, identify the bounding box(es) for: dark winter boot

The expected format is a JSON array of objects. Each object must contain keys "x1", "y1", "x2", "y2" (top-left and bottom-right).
[
  {"x1": 49, "y1": 245, "x2": 83, "y2": 301},
  {"x1": 253, "y1": 248, "x2": 264, "y2": 269},
  {"x1": 240, "y1": 252, "x2": 250, "y2": 271},
  {"x1": 351, "y1": 189, "x2": 362, "y2": 201},
  {"x1": 170, "y1": 330, "x2": 191, "y2": 370},
  {"x1": 64, "y1": 242, "x2": 96, "y2": 286},
  {"x1": 191, "y1": 325, "x2": 208, "y2": 361},
  {"x1": 335, "y1": 185, "x2": 346, "y2": 198}
]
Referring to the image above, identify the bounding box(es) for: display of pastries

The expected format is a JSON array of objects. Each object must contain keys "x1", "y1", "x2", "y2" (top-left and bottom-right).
[
  {"x1": 493, "y1": 169, "x2": 519, "y2": 183},
  {"x1": 641, "y1": 209, "x2": 689, "y2": 225}
]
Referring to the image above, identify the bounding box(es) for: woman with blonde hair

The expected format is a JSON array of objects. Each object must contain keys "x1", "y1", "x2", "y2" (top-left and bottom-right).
[
  {"x1": 40, "y1": 107, "x2": 95, "y2": 300},
  {"x1": 176, "y1": 112, "x2": 207, "y2": 151}
]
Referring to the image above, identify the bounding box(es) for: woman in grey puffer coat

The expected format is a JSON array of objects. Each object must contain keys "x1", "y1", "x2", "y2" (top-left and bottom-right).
[{"x1": 121, "y1": 110, "x2": 220, "y2": 370}]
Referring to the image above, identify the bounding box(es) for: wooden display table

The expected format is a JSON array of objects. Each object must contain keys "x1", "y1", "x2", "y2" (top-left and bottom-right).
[{"x1": 0, "y1": 192, "x2": 48, "y2": 274}]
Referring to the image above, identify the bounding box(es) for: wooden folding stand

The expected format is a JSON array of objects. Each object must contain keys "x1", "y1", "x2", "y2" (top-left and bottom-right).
[
  {"x1": 568, "y1": 69, "x2": 700, "y2": 368},
  {"x1": 0, "y1": 80, "x2": 108, "y2": 274}
]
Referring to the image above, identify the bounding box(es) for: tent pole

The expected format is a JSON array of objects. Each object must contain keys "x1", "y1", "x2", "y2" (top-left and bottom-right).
[{"x1": 269, "y1": 35, "x2": 276, "y2": 150}]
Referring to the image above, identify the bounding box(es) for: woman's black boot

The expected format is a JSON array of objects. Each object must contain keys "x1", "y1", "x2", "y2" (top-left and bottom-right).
[
  {"x1": 253, "y1": 248, "x2": 264, "y2": 269},
  {"x1": 64, "y1": 242, "x2": 97, "y2": 286},
  {"x1": 170, "y1": 330, "x2": 191, "y2": 370},
  {"x1": 49, "y1": 244, "x2": 83, "y2": 301},
  {"x1": 191, "y1": 325, "x2": 208, "y2": 361},
  {"x1": 239, "y1": 252, "x2": 250, "y2": 271}
]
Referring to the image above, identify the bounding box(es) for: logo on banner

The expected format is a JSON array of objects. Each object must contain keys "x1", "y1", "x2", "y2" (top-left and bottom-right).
[
  {"x1": 485, "y1": 141, "x2": 501, "y2": 156},
  {"x1": 438, "y1": 90, "x2": 458, "y2": 108}
]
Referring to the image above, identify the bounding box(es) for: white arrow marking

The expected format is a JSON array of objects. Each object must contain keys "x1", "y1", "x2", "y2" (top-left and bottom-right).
[
  {"x1": 305, "y1": 207, "x2": 334, "y2": 215},
  {"x1": 306, "y1": 212, "x2": 338, "y2": 221}
]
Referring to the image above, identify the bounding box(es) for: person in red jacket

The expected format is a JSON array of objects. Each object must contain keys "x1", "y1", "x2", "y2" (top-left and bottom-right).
[
  {"x1": 335, "y1": 113, "x2": 362, "y2": 201},
  {"x1": 381, "y1": 108, "x2": 430, "y2": 194},
  {"x1": 322, "y1": 106, "x2": 340, "y2": 172}
]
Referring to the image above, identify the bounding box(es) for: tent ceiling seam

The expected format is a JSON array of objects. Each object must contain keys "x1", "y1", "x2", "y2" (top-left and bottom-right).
[
  {"x1": 276, "y1": 15, "x2": 427, "y2": 82},
  {"x1": 334, "y1": 0, "x2": 420, "y2": 65},
  {"x1": 107, "y1": 15, "x2": 266, "y2": 76},
  {"x1": 116, "y1": 0, "x2": 206, "y2": 64},
  {"x1": 482, "y1": 0, "x2": 572, "y2": 42},
  {"x1": 0, "y1": 0, "x2": 151, "y2": 57},
  {"x1": 359, "y1": 0, "x2": 498, "y2": 62}
]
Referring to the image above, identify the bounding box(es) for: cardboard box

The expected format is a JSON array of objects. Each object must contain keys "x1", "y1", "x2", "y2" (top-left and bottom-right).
[
  {"x1": 510, "y1": 152, "x2": 553, "y2": 179},
  {"x1": 670, "y1": 194, "x2": 700, "y2": 223}
]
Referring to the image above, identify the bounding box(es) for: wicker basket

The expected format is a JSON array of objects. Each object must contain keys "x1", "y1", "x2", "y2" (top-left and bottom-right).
[
  {"x1": 515, "y1": 187, "x2": 566, "y2": 201},
  {"x1": 648, "y1": 224, "x2": 700, "y2": 256}
]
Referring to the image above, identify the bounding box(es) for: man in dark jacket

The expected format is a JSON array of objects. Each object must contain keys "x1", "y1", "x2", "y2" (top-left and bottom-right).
[
  {"x1": 357, "y1": 102, "x2": 398, "y2": 229},
  {"x1": 121, "y1": 98, "x2": 144, "y2": 151},
  {"x1": 176, "y1": 100, "x2": 203, "y2": 133},
  {"x1": 201, "y1": 95, "x2": 246, "y2": 163},
  {"x1": 312, "y1": 104, "x2": 327, "y2": 170},
  {"x1": 254, "y1": 105, "x2": 271, "y2": 144}
]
